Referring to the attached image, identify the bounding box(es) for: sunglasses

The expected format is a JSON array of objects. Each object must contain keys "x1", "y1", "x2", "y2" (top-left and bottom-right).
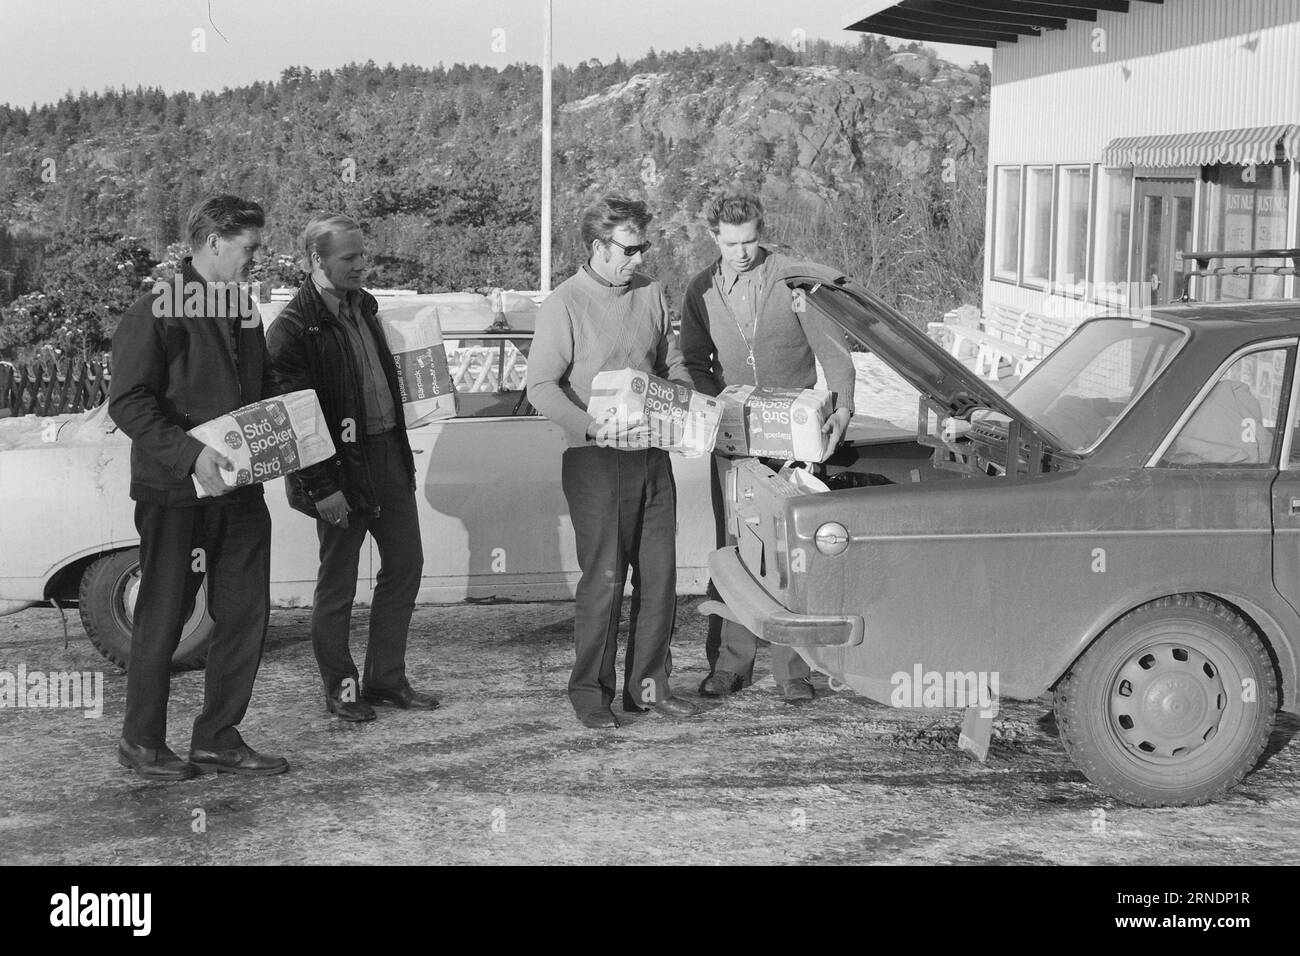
[{"x1": 604, "y1": 237, "x2": 652, "y2": 257}]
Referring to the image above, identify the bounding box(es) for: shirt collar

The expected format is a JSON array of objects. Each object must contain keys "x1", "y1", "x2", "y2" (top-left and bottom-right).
[
  {"x1": 582, "y1": 263, "x2": 619, "y2": 288},
  {"x1": 180, "y1": 256, "x2": 204, "y2": 288},
  {"x1": 312, "y1": 277, "x2": 357, "y2": 318},
  {"x1": 717, "y1": 247, "x2": 768, "y2": 293}
]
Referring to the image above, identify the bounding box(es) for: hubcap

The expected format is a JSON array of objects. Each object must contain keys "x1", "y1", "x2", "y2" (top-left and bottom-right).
[
  {"x1": 116, "y1": 562, "x2": 204, "y2": 642},
  {"x1": 1109, "y1": 642, "x2": 1227, "y2": 761},
  {"x1": 121, "y1": 569, "x2": 141, "y2": 626}
]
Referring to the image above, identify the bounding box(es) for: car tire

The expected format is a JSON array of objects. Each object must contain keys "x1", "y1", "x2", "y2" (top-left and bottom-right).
[
  {"x1": 1055, "y1": 594, "x2": 1276, "y2": 807},
  {"x1": 77, "y1": 549, "x2": 211, "y2": 672}
]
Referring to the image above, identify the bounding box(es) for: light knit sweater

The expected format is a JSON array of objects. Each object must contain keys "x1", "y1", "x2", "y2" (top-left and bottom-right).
[{"x1": 527, "y1": 266, "x2": 690, "y2": 447}]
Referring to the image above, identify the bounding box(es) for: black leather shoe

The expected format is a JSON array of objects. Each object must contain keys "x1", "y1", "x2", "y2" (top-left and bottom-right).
[
  {"x1": 362, "y1": 680, "x2": 440, "y2": 710},
  {"x1": 326, "y1": 692, "x2": 376, "y2": 722},
  {"x1": 653, "y1": 696, "x2": 703, "y2": 718},
  {"x1": 778, "y1": 678, "x2": 815, "y2": 702},
  {"x1": 579, "y1": 708, "x2": 621, "y2": 729},
  {"x1": 117, "y1": 739, "x2": 197, "y2": 781},
  {"x1": 189, "y1": 744, "x2": 290, "y2": 776},
  {"x1": 699, "y1": 670, "x2": 743, "y2": 698}
]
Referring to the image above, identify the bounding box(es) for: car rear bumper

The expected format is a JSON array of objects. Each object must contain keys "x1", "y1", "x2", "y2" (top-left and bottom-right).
[{"x1": 705, "y1": 547, "x2": 864, "y2": 648}]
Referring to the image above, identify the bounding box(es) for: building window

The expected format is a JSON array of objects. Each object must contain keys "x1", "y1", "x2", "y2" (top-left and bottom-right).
[
  {"x1": 1022, "y1": 166, "x2": 1054, "y2": 287},
  {"x1": 1091, "y1": 167, "x2": 1133, "y2": 305},
  {"x1": 993, "y1": 166, "x2": 1021, "y2": 282},
  {"x1": 1199, "y1": 161, "x2": 1291, "y2": 301},
  {"x1": 1053, "y1": 166, "x2": 1092, "y2": 295}
]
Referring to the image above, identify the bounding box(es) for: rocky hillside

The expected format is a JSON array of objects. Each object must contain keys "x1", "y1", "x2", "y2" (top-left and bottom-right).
[{"x1": 0, "y1": 37, "x2": 989, "y2": 358}]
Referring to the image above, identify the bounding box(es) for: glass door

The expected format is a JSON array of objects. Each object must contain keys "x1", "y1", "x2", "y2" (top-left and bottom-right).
[{"x1": 1131, "y1": 178, "x2": 1195, "y2": 307}]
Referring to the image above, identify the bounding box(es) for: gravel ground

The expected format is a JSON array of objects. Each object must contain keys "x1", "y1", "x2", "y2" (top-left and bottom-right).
[{"x1": 1, "y1": 600, "x2": 1297, "y2": 866}]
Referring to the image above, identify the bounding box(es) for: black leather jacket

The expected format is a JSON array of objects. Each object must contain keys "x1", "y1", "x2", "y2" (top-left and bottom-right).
[
  {"x1": 265, "y1": 280, "x2": 414, "y2": 518},
  {"x1": 108, "y1": 257, "x2": 278, "y2": 506}
]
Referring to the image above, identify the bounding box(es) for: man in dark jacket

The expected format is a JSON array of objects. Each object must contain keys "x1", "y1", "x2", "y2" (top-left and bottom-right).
[
  {"x1": 108, "y1": 194, "x2": 288, "y2": 779},
  {"x1": 266, "y1": 214, "x2": 434, "y2": 722}
]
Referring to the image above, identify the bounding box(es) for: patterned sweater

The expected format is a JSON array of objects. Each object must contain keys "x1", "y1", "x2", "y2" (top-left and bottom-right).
[{"x1": 526, "y1": 266, "x2": 689, "y2": 447}]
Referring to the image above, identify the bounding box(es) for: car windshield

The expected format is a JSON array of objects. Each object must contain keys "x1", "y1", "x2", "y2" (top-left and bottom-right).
[{"x1": 1007, "y1": 318, "x2": 1186, "y2": 453}]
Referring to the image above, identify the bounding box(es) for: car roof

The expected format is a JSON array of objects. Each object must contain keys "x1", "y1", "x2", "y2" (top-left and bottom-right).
[
  {"x1": 1054, "y1": 301, "x2": 1300, "y2": 467},
  {"x1": 260, "y1": 291, "x2": 540, "y2": 335},
  {"x1": 1128, "y1": 300, "x2": 1300, "y2": 336}
]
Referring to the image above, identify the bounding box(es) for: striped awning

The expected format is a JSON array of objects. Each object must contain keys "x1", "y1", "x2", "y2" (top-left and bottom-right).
[{"x1": 1103, "y1": 126, "x2": 1300, "y2": 168}]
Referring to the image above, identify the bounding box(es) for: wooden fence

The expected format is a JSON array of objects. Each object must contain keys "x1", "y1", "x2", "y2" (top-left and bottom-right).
[{"x1": 0, "y1": 355, "x2": 111, "y2": 418}]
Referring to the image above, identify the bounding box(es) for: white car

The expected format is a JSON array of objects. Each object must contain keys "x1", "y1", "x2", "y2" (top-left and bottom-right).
[
  {"x1": 0, "y1": 293, "x2": 722, "y2": 669},
  {"x1": 0, "y1": 290, "x2": 914, "y2": 671}
]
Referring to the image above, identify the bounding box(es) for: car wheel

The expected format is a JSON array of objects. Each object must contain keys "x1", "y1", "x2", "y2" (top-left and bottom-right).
[
  {"x1": 1055, "y1": 594, "x2": 1276, "y2": 807},
  {"x1": 77, "y1": 549, "x2": 211, "y2": 672}
]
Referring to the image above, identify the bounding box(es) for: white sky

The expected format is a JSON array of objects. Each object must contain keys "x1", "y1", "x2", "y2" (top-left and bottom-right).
[{"x1": 0, "y1": 0, "x2": 987, "y2": 108}]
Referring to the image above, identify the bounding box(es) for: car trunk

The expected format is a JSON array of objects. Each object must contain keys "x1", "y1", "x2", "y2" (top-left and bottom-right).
[{"x1": 780, "y1": 268, "x2": 1067, "y2": 478}]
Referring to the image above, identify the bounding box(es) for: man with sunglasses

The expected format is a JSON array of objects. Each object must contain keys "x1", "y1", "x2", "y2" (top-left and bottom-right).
[
  {"x1": 681, "y1": 190, "x2": 856, "y2": 703},
  {"x1": 527, "y1": 194, "x2": 703, "y2": 730}
]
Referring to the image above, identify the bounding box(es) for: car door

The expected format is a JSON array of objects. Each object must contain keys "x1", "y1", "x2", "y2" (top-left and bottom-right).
[
  {"x1": 1268, "y1": 343, "x2": 1300, "y2": 617},
  {"x1": 399, "y1": 332, "x2": 714, "y2": 602},
  {"x1": 402, "y1": 333, "x2": 574, "y2": 602},
  {"x1": 1143, "y1": 340, "x2": 1292, "y2": 614}
]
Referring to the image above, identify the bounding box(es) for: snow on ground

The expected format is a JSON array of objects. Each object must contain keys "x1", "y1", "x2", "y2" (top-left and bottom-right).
[{"x1": 813, "y1": 353, "x2": 922, "y2": 435}]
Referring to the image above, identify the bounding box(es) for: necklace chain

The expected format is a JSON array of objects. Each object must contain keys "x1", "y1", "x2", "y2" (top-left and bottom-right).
[{"x1": 723, "y1": 270, "x2": 761, "y2": 385}]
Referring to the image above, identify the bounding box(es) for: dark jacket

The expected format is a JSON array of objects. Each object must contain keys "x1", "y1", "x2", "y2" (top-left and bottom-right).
[
  {"x1": 265, "y1": 278, "x2": 414, "y2": 518},
  {"x1": 108, "y1": 257, "x2": 278, "y2": 506}
]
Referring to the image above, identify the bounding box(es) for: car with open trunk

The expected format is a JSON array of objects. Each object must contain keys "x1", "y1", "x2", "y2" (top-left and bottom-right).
[{"x1": 708, "y1": 267, "x2": 1298, "y2": 807}]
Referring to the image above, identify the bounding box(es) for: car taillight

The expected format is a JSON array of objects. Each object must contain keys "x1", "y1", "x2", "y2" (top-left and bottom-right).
[{"x1": 814, "y1": 522, "x2": 850, "y2": 556}]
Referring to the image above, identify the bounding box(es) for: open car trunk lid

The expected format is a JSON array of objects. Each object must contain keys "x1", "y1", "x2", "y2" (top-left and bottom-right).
[{"x1": 780, "y1": 268, "x2": 1065, "y2": 454}]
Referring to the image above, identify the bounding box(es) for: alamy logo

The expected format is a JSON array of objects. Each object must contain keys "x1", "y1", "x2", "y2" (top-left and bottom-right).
[
  {"x1": 0, "y1": 665, "x2": 103, "y2": 718},
  {"x1": 890, "y1": 664, "x2": 999, "y2": 718},
  {"x1": 49, "y1": 887, "x2": 151, "y2": 936},
  {"x1": 150, "y1": 275, "x2": 258, "y2": 323}
]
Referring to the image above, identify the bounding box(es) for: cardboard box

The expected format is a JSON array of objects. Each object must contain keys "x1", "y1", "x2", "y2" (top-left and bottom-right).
[
  {"x1": 716, "y1": 385, "x2": 835, "y2": 462},
  {"x1": 379, "y1": 302, "x2": 458, "y2": 425},
  {"x1": 587, "y1": 369, "x2": 722, "y2": 458},
  {"x1": 189, "y1": 389, "x2": 336, "y2": 498}
]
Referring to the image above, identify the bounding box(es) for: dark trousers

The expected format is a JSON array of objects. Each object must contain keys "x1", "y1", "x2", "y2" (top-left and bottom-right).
[
  {"x1": 312, "y1": 431, "x2": 424, "y2": 697},
  {"x1": 705, "y1": 455, "x2": 810, "y2": 685},
  {"x1": 124, "y1": 496, "x2": 272, "y2": 751},
  {"x1": 562, "y1": 445, "x2": 677, "y2": 716}
]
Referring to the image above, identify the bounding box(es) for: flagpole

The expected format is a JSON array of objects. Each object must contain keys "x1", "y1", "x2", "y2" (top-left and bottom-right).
[{"x1": 540, "y1": 0, "x2": 553, "y2": 293}]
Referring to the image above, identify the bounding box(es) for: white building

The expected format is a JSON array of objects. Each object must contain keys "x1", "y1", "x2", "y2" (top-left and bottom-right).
[{"x1": 846, "y1": 0, "x2": 1300, "y2": 325}]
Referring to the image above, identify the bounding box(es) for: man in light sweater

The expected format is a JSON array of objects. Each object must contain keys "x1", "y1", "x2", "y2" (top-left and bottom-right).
[
  {"x1": 527, "y1": 194, "x2": 703, "y2": 729},
  {"x1": 681, "y1": 190, "x2": 857, "y2": 703}
]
